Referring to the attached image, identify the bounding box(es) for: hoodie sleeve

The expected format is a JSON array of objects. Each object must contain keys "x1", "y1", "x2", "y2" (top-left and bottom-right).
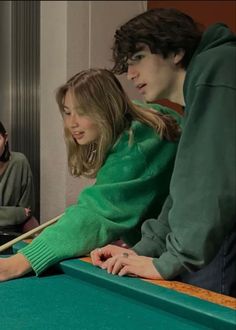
[
  {"x1": 133, "y1": 82, "x2": 236, "y2": 279},
  {"x1": 0, "y1": 207, "x2": 26, "y2": 226},
  {"x1": 17, "y1": 158, "x2": 35, "y2": 215},
  {"x1": 132, "y1": 195, "x2": 172, "y2": 257},
  {"x1": 0, "y1": 154, "x2": 35, "y2": 226}
]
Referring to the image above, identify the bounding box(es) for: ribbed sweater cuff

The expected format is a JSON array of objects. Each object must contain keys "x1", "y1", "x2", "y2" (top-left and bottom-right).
[{"x1": 18, "y1": 239, "x2": 59, "y2": 276}]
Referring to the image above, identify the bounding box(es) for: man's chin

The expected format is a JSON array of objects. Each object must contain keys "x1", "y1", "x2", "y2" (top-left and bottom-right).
[{"x1": 143, "y1": 95, "x2": 156, "y2": 103}]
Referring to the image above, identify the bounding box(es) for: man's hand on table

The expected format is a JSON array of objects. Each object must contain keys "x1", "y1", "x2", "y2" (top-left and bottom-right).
[{"x1": 91, "y1": 244, "x2": 163, "y2": 280}]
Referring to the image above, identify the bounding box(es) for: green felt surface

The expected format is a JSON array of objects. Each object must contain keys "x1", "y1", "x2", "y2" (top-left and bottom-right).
[
  {"x1": 0, "y1": 273, "x2": 210, "y2": 330},
  {"x1": 0, "y1": 243, "x2": 234, "y2": 330}
]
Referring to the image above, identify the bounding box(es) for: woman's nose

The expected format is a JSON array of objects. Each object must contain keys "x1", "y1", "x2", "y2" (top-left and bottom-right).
[{"x1": 70, "y1": 112, "x2": 80, "y2": 127}]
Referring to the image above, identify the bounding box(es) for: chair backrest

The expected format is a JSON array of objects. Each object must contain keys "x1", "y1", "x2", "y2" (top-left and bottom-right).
[{"x1": 21, "y1": 216, "x2": 39, "y2": 234}]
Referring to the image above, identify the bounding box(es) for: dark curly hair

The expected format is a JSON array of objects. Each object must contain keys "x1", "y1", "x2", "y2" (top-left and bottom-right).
[
  {"x1": 0, "y1": 121, "x2": 10, "y2": 162},
  {"x1": 112, "y1": 8, "x2": 204, "y2": 74}
]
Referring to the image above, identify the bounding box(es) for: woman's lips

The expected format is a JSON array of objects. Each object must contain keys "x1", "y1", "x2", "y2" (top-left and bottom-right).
[{"x1": 73, "y1": 132, "x2": 85, "y2": 140}]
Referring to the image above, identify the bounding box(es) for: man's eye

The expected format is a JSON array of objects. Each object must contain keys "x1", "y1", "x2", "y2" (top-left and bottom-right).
[
  {"x1": 131, "y1": 53, "x2": 144, "y2": 62},
  {"x1": 127, "y1": 54, "x2": 144, "y2": 66},
  {"x1": 135, "y1": 54, "x2": 144, "y2": 60}
]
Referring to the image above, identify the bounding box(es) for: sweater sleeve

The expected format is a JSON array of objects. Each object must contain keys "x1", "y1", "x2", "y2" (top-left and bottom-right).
[
  {"x1": 134, "y1": 84, "x2": 236, "y2": 279},
  {"x1": 0, "y1": 154, "x2": 35, "y2": 226},
  {"x1": 19, "y1": 127, "x2": 178, "y2": 275},
  {"x1": 0, "y1": 207, "x2": 26, "y2": 226},
  {"x1": 18, "y1": 162, "x2": 35, "y2": 215}
]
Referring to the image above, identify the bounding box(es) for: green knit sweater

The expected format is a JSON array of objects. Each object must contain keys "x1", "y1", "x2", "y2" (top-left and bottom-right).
[
  {"x1": 133, "y1": 24, "x2": 236, "y2": 279},
  {"x1": 20, "y1": 104, "x2": 181, "y2": 275},
  {"x1": 0, "y1": 152, "x2": 35, "y2": 228}
]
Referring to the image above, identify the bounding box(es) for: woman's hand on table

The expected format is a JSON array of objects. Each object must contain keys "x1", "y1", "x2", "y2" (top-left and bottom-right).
[
  {"x1": 91, "y1": 245, "x2": 163, "y2": 280},
  {"x1": 0, "y1": 254, "x2": 32, "y2": 281}
]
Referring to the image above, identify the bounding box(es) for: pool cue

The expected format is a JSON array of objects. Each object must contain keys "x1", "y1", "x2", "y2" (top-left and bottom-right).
[{"x1": 0, "y1": 213, "x2": 64, "y2": 253}]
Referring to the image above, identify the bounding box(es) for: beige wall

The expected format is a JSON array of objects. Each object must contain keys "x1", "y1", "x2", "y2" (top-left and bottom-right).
[
  {"x1": 40, "y1": 1, "x2": 146, "y2": 221},
  {"x1": 0, "y1": 1, "x2": 11, "y2": 135}
]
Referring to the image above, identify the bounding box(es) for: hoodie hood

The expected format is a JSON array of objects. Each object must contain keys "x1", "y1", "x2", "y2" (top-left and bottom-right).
[
  {"x1": 184, "y1": 23, "x2": 236, "y2": 107},
  {"x1": 194, "y1": 23, "x2": 236, "y2": 55}
]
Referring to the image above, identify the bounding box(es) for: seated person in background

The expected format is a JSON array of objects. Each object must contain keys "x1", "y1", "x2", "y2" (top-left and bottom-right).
[
  {"x1": 0, "y1": 68, "x2": 181, "y2": 280},
  {"x1": 0, "y1": 121, "x2": 36, "y2": 250}
]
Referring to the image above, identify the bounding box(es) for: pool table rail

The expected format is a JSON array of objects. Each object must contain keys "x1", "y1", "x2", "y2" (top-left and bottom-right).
[{"x1": 58, "y1": 258, "x2": 236, "y2": 330}]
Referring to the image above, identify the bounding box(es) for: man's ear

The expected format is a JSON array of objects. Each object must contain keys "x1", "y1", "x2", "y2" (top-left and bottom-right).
[{"x1": 174, "y1": 50, "x2": 185, "y2": 65}]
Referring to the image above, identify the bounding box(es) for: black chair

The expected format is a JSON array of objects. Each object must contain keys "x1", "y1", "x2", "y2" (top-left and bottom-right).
[{"x1": 0, "y1": 231, "x2": 21, "y2": 255}]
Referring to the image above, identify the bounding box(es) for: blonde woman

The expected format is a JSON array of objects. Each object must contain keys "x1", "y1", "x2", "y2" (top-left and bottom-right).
[{"x1": 0, "y1": 68, "x2": 181, "y2": 281}]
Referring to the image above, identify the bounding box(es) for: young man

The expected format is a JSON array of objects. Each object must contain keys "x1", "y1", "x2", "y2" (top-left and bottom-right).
[{"x1": 91, "y1": 8, "x2": 236, "y2": 297}]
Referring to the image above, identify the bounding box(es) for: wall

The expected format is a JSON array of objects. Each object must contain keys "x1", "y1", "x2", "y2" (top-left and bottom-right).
[
  {"x1": 40, "y1": 1, "x2": 67, "y2": 221},
  {"x1": 40, "y1": 1, "x2": 146, "y2": 222},
  {"x1": 0, "y1": 1, "x2": 11, "y2": 135},
  {"x1": 148, "y1": 1, "x2": 236, "y2": 32}
]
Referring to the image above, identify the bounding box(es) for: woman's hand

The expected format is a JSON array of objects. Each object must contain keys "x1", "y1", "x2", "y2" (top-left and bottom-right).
[
  {"x1": 91, "y1": 244, "x2": 136, "y2": 267},
  {"x1": 101, "y1": 254, "x2": 163, "y2": 279},
  {"x1": 0, "y1": 253, "x2": 32, "y2": 282},
  {"x1": 24, "y1": 208, "x2": 31, "y2": 218}
]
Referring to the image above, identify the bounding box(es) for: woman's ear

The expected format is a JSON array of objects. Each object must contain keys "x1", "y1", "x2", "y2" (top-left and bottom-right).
[
  {"x1": 174, "y1": 50, "x2": 185, "y2": 65},
  {"x1": 5, "y1": 133, "x2": 8, "y2": 144}
]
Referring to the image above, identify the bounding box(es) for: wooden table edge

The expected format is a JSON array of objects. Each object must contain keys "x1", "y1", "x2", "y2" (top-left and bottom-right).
[{"x1": 80, "y1": 256, "x2": 236, "y2": 310}]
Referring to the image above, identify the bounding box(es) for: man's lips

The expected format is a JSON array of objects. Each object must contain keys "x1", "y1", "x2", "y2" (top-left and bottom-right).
[{"x1": 136, "y1": 83, "x2": 146, "y2": 94}]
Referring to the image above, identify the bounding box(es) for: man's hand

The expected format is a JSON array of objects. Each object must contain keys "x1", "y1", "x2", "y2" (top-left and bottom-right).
[
  {"x1": 101, "y1": 254, "x2": 163, "y2": 279},
  {"x1": 91, "y1": 244, "x2": 163, "y2": 280},
  {"x1": 90, "y1": 244, "x2": 136, "y2": 267}
]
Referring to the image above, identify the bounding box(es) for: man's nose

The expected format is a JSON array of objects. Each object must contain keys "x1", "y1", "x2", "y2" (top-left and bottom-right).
[{"x1": 127, "y1": 65, "x2": 138, "y2": 81}]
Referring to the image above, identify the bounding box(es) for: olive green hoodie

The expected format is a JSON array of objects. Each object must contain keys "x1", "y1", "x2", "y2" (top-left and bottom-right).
[
  {"x1": 0, "y1": 152, "x2": 35, "y2": 227},
  {"x1": 133, "y1": 24, "x2": 236, "y2": 279}
]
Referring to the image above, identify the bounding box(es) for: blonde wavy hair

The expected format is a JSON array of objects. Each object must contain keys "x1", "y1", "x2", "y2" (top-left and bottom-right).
[{"x1": 56, "y1": 68, "x2": 180, "y2": 178}]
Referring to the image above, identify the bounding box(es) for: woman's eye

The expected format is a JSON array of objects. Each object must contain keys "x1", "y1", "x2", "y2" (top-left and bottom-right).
[{"x1": 63, "y1": 109, "x2": 71, "y2": 116}]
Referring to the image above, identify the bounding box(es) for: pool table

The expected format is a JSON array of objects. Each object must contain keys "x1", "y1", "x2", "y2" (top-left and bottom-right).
[{"x1": 0, "y1": 243, "x2": 235, "y2": 330}]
